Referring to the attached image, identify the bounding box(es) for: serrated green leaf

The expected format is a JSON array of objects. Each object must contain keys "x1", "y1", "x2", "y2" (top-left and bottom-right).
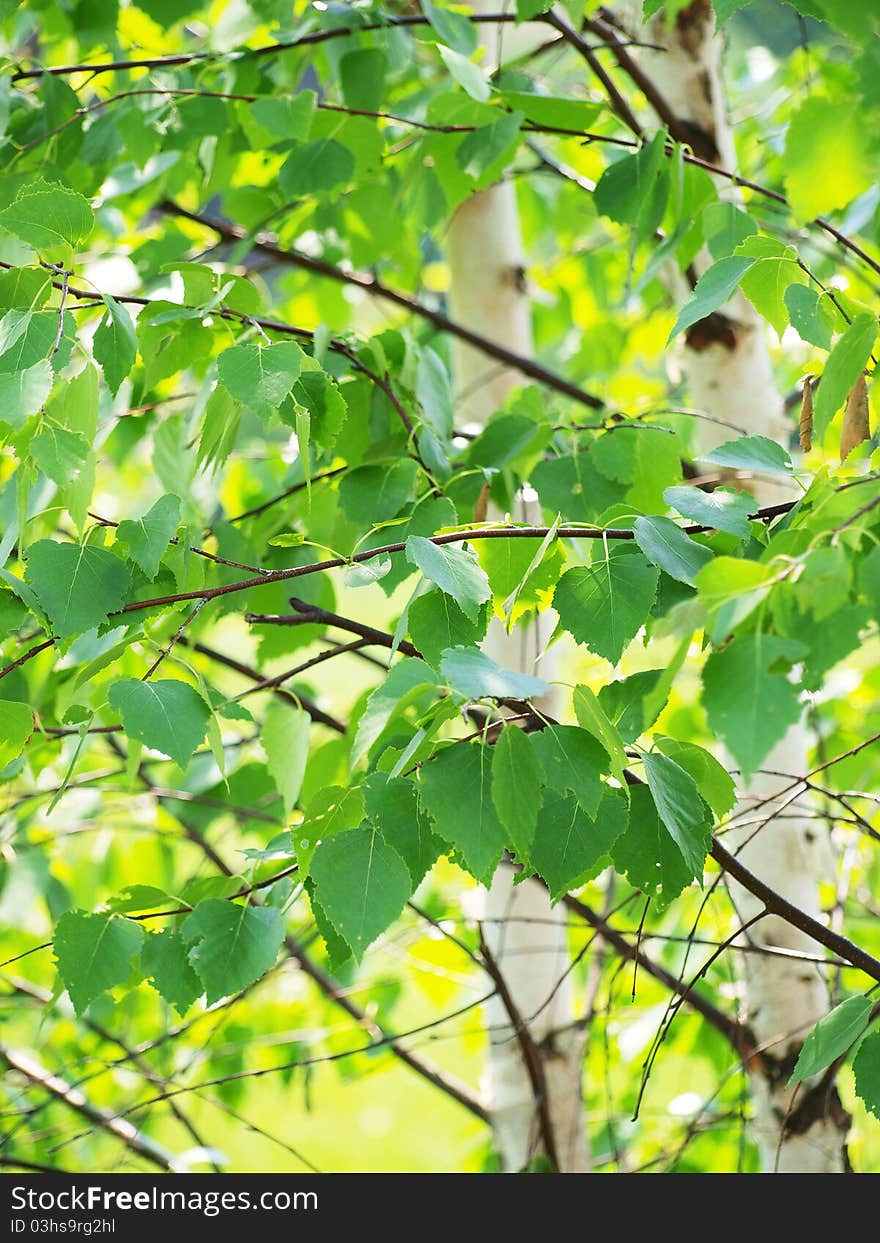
[
  {"x1": 294, "y1": 785, "x2": 365, "y2": 881},
  {"x1": 784, "y1": 98, "x2": 873, "y2": 223},
  {"x1": 310, "y1": 824, "x2": 411, "y2": 961},
  {"x1": 25, "y1": 540, "x2": 130, "y2": 638},
  {"x1": 182, "y1": 899, "x2": 284, "y2": 1005},
  {"x1": 217, "y1": 340, "x2": 304, "y2": 420},
  {"x1": 663, "y1": 484, "x2": 756, "y2": 538},
  {"x1": 456, "y1": 112, "x2": 522, "y2": 179},
  {"x1": 422, "y1": 0, "x2": 478, "y2": 54},
  {"x1": 784, "y1": 284, "x2": 834, "y2": 350},
  {"x1": 30, "y1": 422, "x2": 89, "y2": 486},
  {"x1": 531, "y1": 789, "x2": 627, "y2": 902},
  {"x1": 364, "y1": 772, "x2": 441, "y2": 887},
  {"x1": 788, "y1": 995, "x2": 872, "y2": 1085},
  {"x1": 115, "y1": 494, "x2": 180, "y2": 579},
  {"x1": 491, "y1": 725, "x2": 544, "y2": 860},
  {"x1": 702, "y1": 634, "x2": 806, "y2": 779},
  {"x1": 611, "y1": 784, "x2": 695, "y2": 909},
  {"x1": 530, "y1": 726, "x2": 606, "y2": 818},
  {"x1": 0, "y1": 180, "x2": 94, "y2": 254},
  {"x1": 572, "y1": 684, "x2": 628, "y2": 792},
  {"x1": 408, "y1": 589, "x2": 487, "y2": 664},
  {"x1": 641, "y1": 751, "x2": 712, "y2": 880},
  {"x1": 108, "y1": 678, "x2": 211, "y2": 769},
  {"x1": 141, "y1": 927, "x2": 203, "y2": 1015},
  {"x1": 667, "y1": 256, "x2": 756, "y2": 342},
  {"x1": 813, "y1": 312, "x2": 878, "y2": 438},
  {"x1": 53, "y1": 910, "x2": 144, "y2": 1015},
  {"x1": 440, "y1": 646, "x2": 549, "y2": 700},
  {"x1": 406, "y1": 536, "x2": 491, "y2": 622},
  {"x1": 438, "y1": 44, "x2": 491, "y2": 102},
  {"x1": 92, "y1": 295, "x2": 138, "y2": 396},
  {"x1": 261, "y1": 700, "x2": 310, "y2": 816},
  {"x1": 0, "y1": 698, "x2": 34, "y2": 766},
  {"x1": 633, "y1": 515, "x2": 714, "y2": 586},
  {"x1": 703, "y1": 434, "x2": 792, "y2": 474},
  {"x1": 279, "y1": 139, "x2": 356, "y2": 197},
  {"x1": 553, "y1": 550, "x2": 659, "y2": 664},
  {"x1": 654, "y1": 736, "x2": 736, "y2": 819},
  {"x1": 352, "y1": 658, "x2": 438, "y2": 767},
  {"x1": 853, "y1": 1031, "x2": 880, "y2": 1120},
  {"x1": 0, "y1": 360, "x2": 53, "y2": 429},
  {"x1": 419, "y1": 742, "x2": 507, "y2": 884},
  {"x1": 338, "y1": 460, "x2": 418, "y2": 524}
]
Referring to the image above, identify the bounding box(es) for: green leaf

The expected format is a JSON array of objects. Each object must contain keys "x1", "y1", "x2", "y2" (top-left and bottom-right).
[
  {"x1": 279, "y1": 139, "x2": 356, "y2": 197},
  {"x1": 419, "y1": 742, "x2": 507, "y2": 884},
  {"x1": 310, "y1": 824, "x2": 411, "y2": 961},
  {"x1": 261, "y1": 700, "x2": 310, "y2": 816},
  {"x1": 293, "y1": 369, "x2": 347, "y2": 452},
  {"x1": 141, "y1": 927, "x2": 203, "y2": 1015},
  {"x1": 0, "y1": 360, "x2": 53, "y2": 429},
  {"x1": 667, "y1": 256, "x2": 756, "y2": 342},
  {"x1": 440, "y1": 646, "x2": 550, "y2": 700},
  {"x1": 641, "y1": 751, "x2": 712, "y2": 880},
  {"x1": 53, "y1": 910, "x2": 144, "y2": 1016},
  {"x1": 182, "y1": 900, "x2": 284, "y2": 1005},
  {"x1": 663, "y1": 484, "x2": 756, "y2": 539},
  {"x1": 702, "y1": 634, "x2": 806, "y2": 779},
  {"x1": 247, "y1": 93, "x2": 315, "y2": 142},
  {"x1": 702, "y1": 201, "x2": 758, "y2": 260},
  {"x1": 813, "y1": 312, "x2": 878, "y2": 438},
  {"x1": 491, "y1": 725, "x2": 544, "y2": 860},
  {"x1": 788, "y1": 995, "x2": 872, "y2": 1085},
  {"x1": 531, "y1": 789, "x2": 627, "y2": 902},
  {"x1": 363, "y1": 772, "x2": 441, "y2": 887},
  {"x1": 295, "y1": 785, "x2": 365, "y2": 881},
  {"x1": 530, "y1": 726, "x2": 606, "y2": 818},
  {"x1": 735, "y1": 236, "x2": 807, "y2": 337},
  {"x1": 108, "y1": 678, "x2": 211, "y2": 769},
  {"x1": 0, "y1": 698, "x2": 34, "y2": 766},
  {"x1": 517, "y1": 0, "x2": 553, "y2": 17},
  {"x1": 338, "y1": 460, "x2": 418, "y2": 524},
  {"x1": 25, "y1": 540, "x2": 130, "y2": 638},
  {"x1": 500, "y1": 92, "x2": 602, "y2": 132},
  {"x1": 0, "y1": 180, "x2": 94, "y2": 255},
  {"x1": 594, "y1": 131, "x2": 668, "y2": 229},
  {"x1": 408, "y1": 590, "x2": 488, "y2": 665},
  {"x1": 438, "y1": 45, "x2": 491, "y2": 103},
  {"x1": 92, "y1": 295, "x2": 138, "y2": 396},
  {"x1": 406, "y1": 536, "x2": 491, "y2": 622},
  {"x1": 29, "y1": 423, "x2": 88, "y2": 486},
  {"x1": 115, "y1": 494, "x2": 180, "y2": 579},
  {"x1": 422, "y1": 0, "x2": 478, "y2": 54},
  {"x1": 352, "y1": 658, "x2": 438, "y2": 767},
  {"x1": 784, "y1": 284, "x2": 834, "y2": 350},
  {"x1": 654, "y1": 736, "x2": 736, "y2": 819},
  {"x1": 784, "y1": 98, "x2": 873, "y2": 223},
  {"x1": 553, "y1": 549, "x2": 659, "y2": 664},
  {"x1": 611, "y1": 784, "x2": 696, "y2": 909},
  {"x1": 572, "y1": 684, "x2": 628, "y2": 792},
  {"x1": 340, "y1": 48, "x2": 387, "y2": 113},
  {"x1": 853, "y1": 1032, "x2": 880, "y2": 1120},
  {"x1": 456, "y1": 112, "x2": 522, "y2": 180},
  {"x1": 702, "y1": 434, "x2": 792, "y2": 474},
  {"x1": 633, "y1": 516, "x2": 714, "y2": 586},
  {"x1": 217, "y1": 341, "x2": 304, "y2": 420}
]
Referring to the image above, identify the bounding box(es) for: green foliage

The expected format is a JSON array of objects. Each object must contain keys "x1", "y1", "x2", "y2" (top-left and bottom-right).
[{"x1": 2, "y1": 0, "x2": 879, "y2": 1176}]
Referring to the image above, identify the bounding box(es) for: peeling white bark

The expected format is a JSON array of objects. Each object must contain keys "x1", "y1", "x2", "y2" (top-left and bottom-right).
[
  {"x1": 445, "y1": 3, "x2": 588, "y2": 1173},
  {"x1": 623, "y1": 0, "x2": 847, "y2": 1171}
]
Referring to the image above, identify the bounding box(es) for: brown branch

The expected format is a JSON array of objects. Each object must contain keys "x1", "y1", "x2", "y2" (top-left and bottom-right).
[
  {"x1": 160, "y1": 200, "x2": 605, "y2": 411},
  {"x1": 709, "y1": 839, "x2": 880, "y2": 984},
  {"x1": 0, "y1": 1043, "x2": 182, "y2": 1172}
]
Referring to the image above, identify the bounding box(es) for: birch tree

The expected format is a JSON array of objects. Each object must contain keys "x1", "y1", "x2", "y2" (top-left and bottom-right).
[{"x1": 1, "y1": 0, "x2": 879, "y2": 1175}]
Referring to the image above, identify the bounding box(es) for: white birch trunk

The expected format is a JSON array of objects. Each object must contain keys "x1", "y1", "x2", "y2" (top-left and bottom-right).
[
  {"x1": 621, "y1": 0, "x2": 848, "y2": 1172},
  {"x1": 446, "y1": 5, "x2": 588, "y2": 1173}
]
